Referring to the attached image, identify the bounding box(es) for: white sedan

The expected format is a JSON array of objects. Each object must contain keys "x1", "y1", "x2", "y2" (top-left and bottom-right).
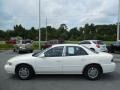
[{"x1": 4, "y1": 44, "x2": 116, "y2": 80}]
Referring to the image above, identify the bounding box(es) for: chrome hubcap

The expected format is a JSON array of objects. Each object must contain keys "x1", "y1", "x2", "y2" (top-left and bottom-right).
[
  {"x1": 19, "y1": 67, "x2": 29, "y2": 79},
  {"x1": 88, "y1": 67, "x2": 98, "y2": 79}
]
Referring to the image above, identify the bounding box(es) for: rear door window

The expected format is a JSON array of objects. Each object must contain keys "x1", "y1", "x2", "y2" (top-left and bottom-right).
[{"x1": 66, "y1": 46, "x2": 88, "y2": 56}]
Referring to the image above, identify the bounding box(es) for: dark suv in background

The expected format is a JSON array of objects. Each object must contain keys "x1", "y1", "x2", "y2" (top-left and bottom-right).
[{"x1": 107, "y1": 41, "x2": 120, "y2": 53}]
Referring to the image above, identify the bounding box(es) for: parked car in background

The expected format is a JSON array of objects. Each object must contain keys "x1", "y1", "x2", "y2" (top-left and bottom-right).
[
  {"x1": 107, "y1": 41, "x2": 120, "y2": 53},
  {"x1": 6, "y1": 37, "x2": 22, "y2": 45},
  {"x1": 79, "y1": 40, "x2": 108, "y2": 52},
  {"x1": 13, "y1": 39, "x2": 33, "y2": 53},
  {"x1": 41, "y1": 39, "x2": 64, "y2": 49},
  {"x1": 6, "y1": 39, "x2": 16, "y2": 44},
  {"x1": 4, "y1": 44, "x2": 116, "y2": 80}
]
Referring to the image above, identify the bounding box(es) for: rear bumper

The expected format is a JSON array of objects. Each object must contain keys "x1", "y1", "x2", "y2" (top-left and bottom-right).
[
  {"x1": 96, "y1": 48, "x2": 108, "y2": 52},
  {"x1": 19, "y1": 48, "x2": 33, "y2": 52},
  {"x1": 101, "y1": 49, "x2": 108, "y2": 52},
  {"x1": 101, "y1": 62, "x2": 116, "y2": 73}
]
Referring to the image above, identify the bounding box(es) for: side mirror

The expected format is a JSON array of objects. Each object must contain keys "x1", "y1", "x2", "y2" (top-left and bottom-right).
[{"x1": 39, "y1": 53, "x2": 45, "y2": 58}]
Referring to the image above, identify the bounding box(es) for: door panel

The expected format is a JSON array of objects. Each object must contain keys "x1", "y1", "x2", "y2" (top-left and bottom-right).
[
  {"x1": 62, "y1": 56, "x2": 84, "y2": 74},
  {"x1": 62, "y1": 46, "x2": 89, "y2": 74},
  {"x1": 35, "y1": 46, "x2": 64, "y2": 74},
  {"x1": 35, "y1": 57, "x2": 63, "y2": 74}
]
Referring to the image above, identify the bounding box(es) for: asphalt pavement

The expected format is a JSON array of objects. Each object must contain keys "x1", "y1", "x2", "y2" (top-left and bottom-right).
[{"x1": 0, "y1": 50, "x2": 120, "y2": 90}]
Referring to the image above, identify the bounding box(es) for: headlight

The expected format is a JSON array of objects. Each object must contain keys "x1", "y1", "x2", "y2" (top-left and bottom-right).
[
  {"x1": 7, "y1": 62, "x2": 12, "y2": 65},
  {"x1": 19, "y1": 47, "x2": 23, "y2": 49}
]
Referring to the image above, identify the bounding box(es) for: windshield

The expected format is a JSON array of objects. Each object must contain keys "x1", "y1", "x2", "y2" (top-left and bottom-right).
[
  {"x1": 32, "y1": 50, "x2": 44, "y2": 57},
  {"x1": 93, "y1": 40, "x2": 105, "y2": 45},
  {"x1": 32, "y1": 47, "x2": 50, "y2": 57},
  {"x1": 22, "y1": 40, "x2": 31, "y2": 44}
]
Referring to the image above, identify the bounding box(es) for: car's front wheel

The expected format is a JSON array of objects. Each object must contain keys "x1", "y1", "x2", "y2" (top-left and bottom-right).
[
  {"x1": 29, "y1": 50, "x2": 33, "y2": 53},
  {"x1": 15, "y1": 65, "x2": 34, "y2": 80},
  {"x1": 83, "y1": 65, "x2": 102, "y2": 80}
]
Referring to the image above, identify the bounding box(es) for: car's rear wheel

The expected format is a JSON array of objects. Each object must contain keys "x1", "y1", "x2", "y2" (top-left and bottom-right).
[
  {"x1": 16, "y1": 49, "x2": 20, "y2": 54},
  {"x1": 83, "y1": 65, "x2": 102, "y2": 80},
  {"x1": 15, "y1": 65, "x2": 34, "y2": 80}
]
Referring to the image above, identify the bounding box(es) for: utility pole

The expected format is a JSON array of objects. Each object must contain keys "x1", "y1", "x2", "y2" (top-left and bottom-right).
[
  {"x1": 46, "y1": 17, "x2": 48, "y2": 41},
  {"x1": 39, "y1": 0, "x2": 41, "y2": 49},
  {"x1": 117, "y1": 0, "x2": 120, "y2": 41}
]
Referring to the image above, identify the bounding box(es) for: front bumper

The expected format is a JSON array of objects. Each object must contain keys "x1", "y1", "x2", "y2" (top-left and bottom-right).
[
  {"x1": 4, "y1": 64, "x2": 15, "y2": 74},
  {"x1": 100, "y1": 49, "x2": 108, "y2": 52},
  {"x1": 19, "y1": 48, "x2": 33, "y2": 52},
  {"x1": 101, "y1": 62, "x2": 116, "y2": 73}
]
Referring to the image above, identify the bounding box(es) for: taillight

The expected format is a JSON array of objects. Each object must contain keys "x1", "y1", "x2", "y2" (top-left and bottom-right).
[{"x1": 96, "y1": 44, "x2": 100, "y2": 48}]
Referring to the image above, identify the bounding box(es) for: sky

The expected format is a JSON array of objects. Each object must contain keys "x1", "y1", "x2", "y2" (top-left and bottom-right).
[{"x1": 0, "y1": 0, "x2": 118, "y2": 30}]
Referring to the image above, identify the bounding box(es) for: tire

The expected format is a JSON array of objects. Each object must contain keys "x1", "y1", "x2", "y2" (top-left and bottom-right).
[
  {"x1": 15, "y1": 65, "x2": 34, "y2": 80},
  {"x1": 16, "y1": 49, "x2": 20, "y2": 54},
  {"x1": 17, "y1": 49, "x2": 22, "y2": 54},
  {"x1": 13, "y1": 49, "x2": 15, "y2": 52},
  {"x1": 83, "y1": 65, "x2": 102, "y2": 80}
]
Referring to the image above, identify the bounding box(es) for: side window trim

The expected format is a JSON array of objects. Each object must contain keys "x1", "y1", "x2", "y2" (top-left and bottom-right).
[{"x1": 62, "y1": 46, "x2": 66, "y2": 56}]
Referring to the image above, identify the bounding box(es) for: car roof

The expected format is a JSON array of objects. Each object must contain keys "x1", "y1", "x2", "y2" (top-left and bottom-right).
[
  {"x1": 81, "y1": 40, "x2": 102, "y2": 42},
  {"x1": 51, "y1": 44, "x2": 81, "y2": 47}
]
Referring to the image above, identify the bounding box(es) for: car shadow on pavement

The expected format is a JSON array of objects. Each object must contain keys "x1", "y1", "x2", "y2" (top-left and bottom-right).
[
  {"x1": 33, "y1": 74, "x2": 86, "y2": 81},
  {"x1": 9, "y1": 72, "x2": 120, "y2": 81},
  {"x1": 100, "y1": 72, "x2": 120, "y2": 81}
]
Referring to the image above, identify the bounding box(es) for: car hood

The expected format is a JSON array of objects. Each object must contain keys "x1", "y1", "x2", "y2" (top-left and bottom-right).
[{"x1": 8, "y1": 53, "x2": 34, "y2": 62}]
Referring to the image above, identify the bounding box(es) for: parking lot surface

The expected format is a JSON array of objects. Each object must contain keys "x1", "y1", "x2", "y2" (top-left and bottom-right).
[{"x1": 0, "y1": 50, "x2": 120, "y2": 90}]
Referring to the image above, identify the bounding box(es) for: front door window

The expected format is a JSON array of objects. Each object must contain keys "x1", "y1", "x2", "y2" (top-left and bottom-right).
[{"x1": 45, "y1": 46, "x2": 64, "y2": 57}]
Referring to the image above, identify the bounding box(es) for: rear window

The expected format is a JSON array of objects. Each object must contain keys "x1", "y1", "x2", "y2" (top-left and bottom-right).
[
  {"x1": 46, "y1": 40, "x2": 64, "y2": 45},
  {"x1": 79, "y1": 41, "x2": 91, "y2": 44},
  {"x1": 22, "y1": 40, "x2": 32, "y2": 44},
  {"x1": 82, "y1": 46, "x2": 99, "y2": 54},
  {"x1": 93, "y1": 40, "x2": 104, "y2": 45}
]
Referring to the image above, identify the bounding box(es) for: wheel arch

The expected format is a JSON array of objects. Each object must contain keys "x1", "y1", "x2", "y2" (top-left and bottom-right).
[
  {"x1": 90, "y1": 48, "x2": 95, "y2": 51},
  {"x1": 15, "y1": 63, "x2": 35, "y2": 74},
  {"x1": 82, "y1": 63, "x2": 103, "y2": 74}
]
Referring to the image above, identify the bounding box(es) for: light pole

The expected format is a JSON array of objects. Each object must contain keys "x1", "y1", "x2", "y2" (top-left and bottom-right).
[
  {"x1": 39, "y1": 0, "x2": 41, "y2": 49},
  {"x1": 117, "y1": 0, "x2": 120, "y2": 41},
  {"x1": 46, "y1": 17, "x2": 48, "y2": 41}
]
